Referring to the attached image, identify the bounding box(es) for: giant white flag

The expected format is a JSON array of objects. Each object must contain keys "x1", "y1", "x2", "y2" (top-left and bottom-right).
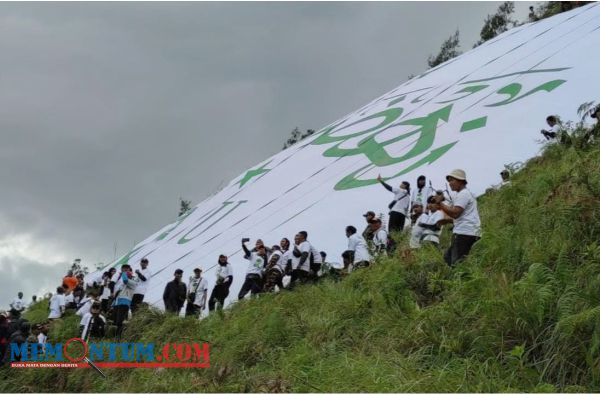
[{"x1": 98, "y1": 4, "x2": 600, "y2": 310}]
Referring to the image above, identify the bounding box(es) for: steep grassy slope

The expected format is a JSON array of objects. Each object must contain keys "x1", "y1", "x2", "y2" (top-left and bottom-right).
[{"x1": 1, "y1": 138, "x2": 599, "y2": 392}]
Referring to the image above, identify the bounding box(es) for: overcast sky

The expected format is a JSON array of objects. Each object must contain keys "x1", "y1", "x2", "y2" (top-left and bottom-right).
[{"x1": 0, "y1": 1, "x2": 533, "y2": 309}]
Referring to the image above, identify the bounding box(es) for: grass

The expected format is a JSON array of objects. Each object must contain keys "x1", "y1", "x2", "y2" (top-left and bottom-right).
[{"x1": 1, "y1": 135, "x2": 599, "y2": 392}]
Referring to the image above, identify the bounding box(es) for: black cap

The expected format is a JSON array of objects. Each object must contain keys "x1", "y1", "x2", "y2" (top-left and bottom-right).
[
  {"x1": 174, "y1": 269, "x2": 183, "y2": 275},
  {"x1": 362, "y1": 211, "x2": 376, "y2": 217}
]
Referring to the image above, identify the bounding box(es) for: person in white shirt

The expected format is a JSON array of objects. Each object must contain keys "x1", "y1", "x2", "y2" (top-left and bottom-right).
[
  {"x1": 263, "y1": 245, "x2": 285, "y2": 292},
  {"x1": 186, "y1": 268, "x2": 208, "y2": 317},
  {"x1": 132, "y1": 258, "x2": 152, "y2": 313},
  {"x1": 76, "y1": 295, "x2": 95, "y2": 332},
  {"x1": 540, "y1": 115, "x2": 561, "y2": 141},
  {"x1": 238, "y1": 240, "x2": 267, "y2": 299},
  {"x1": 251, "y1": 239, "x2": 271, "y2": 268},
  {"x1": 409, "y1": 211, "x2": 426, "y2": 249},
  {"x1": 48, "y1": 287, "x2": 66, "y2": 319},
  {"x1": 107, "y1": 267, "x2": 118, "y2": 296},
  {"x1": 377, "y1": 175, "x2": 411, "y2": 233},
  {"x1": 344, "y1": 226, "x2": 372, "y2": 271},
  {"x1": 278, "y1": 238, "x2": 293, "y2": 274},
  {"x1": 37, "y1": 324, "x2": 48, "y2": 353},
  {"x1": 64, "y1": 290, "x2": 76, "y2": 310},
  {"x1": 10, "y1": 292, "x2": 26, "y2": 315},
  {"x1": 490, "y1": 169, "x2": 511, "y2": 192},
  {"x1": 370, "y1": 218, "x2": 389, "y2": 257},
  {"x1": 290, "y1": 231, "x2": 312, "y2": 288},
  {"x1": 80, "y1": 302, "x2": 106, "y2": 341},
  {"x1": 415, "y1": 196, "x2": 447, "y2": 248},
  {"x1": 499, "y1": 170, "x2": 511, "y2": 187},
  {"x1": 309, "y1": 243, "x2": 323, "y2": 280},
  {"x1": 99, "y1": 272, "x2": 112, "y2": 313},
  {"x1": 208, "y1": 255, "x2": 233, "y2": 312},
  {"x1": 433, "y1": 169, "x2": 481, "y2": 266},
  {"x1": 76, "y1": 294, "x2": 96, "y2": 318},
  {"x1": 411, "y1": 175, "x2": 434, "y2": 209}
]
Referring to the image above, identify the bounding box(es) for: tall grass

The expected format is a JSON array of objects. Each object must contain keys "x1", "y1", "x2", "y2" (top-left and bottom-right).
[{"x1": 1, "y1": 138, "x2": 599, "y2": 392}]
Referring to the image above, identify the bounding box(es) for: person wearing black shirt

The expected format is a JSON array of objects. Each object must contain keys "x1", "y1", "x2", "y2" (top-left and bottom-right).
[{"x1": 163, "y1": 269, "x2": 187, "y2": 314}]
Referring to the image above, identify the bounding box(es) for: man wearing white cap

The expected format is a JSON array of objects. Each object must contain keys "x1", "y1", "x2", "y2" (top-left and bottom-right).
[{"x1": 433, "y1": 169, "x2": 481, "y2": 266}]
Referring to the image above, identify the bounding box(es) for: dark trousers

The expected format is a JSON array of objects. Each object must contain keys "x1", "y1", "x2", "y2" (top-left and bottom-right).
[
  {"x1": 289, "y1": 269, "x2": 309, "y2": 288},
  {"x1": 444, "y1": 234, "x2": 480, "y2": 267},
  {"x1": 114, "y1": 304, "x2": 129, "y2": 339},
  {"x1": 185, "y1": 302, "x2": 200, "y2": 317},
  {"x1": 131, "y1": 294, "x2": 144, "y2": 313},
  {"x1": 354, "y1": 261, "x2": 370, "y2": 270},
  {"x1": 310, "y1": 262, "x2": 322, "y2": 281},
  {"x1": 100, "y1": 299, "x2": 110, "y2": 313},
  {"x1": 238, "y1": 274, "x2": 263, "y2": 300},
  {"x1": 208, "y1": 283, "x2": 230, "y2": 311},
  {"x1": 389, "y1": 211, "x2": 406, "y2": 233}
]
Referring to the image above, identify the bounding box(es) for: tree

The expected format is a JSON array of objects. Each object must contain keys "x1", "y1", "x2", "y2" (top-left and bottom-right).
[
  {"x1": 427, "y1": 30, "x2": 461, "y2": 69},
  {"x1": 475, "y1": 2, "x2": 516, "y2": 46},
  {"x1": 282, "y1": 127, "x2": 316, "y2": 150},
  {"x1": 70, "y1": 259, "x2": 89, "y2": 276},
  {"x1": 179, "y1": 197, "x2": 192, "y2": 217}
]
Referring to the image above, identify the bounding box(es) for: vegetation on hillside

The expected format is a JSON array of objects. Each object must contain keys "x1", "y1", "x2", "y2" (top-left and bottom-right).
[
  {"x1": 425, "y1": 1, "x2": 590, "y2": 70},
  {"x1": 2, "y1": 127, "x2": 599, "y2": 392}
]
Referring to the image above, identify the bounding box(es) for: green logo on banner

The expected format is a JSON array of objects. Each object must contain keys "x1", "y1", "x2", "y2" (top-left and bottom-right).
[{"x1": 310, "y1": 68, "x2": 569, "y2": 190}]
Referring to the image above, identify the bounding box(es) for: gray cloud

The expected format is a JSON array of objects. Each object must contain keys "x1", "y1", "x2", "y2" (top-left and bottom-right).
[
  {"x1": 0, "y1": 256, "x2": 67, "y2": 311},
  {"x1": 0, "y1": 2, "x2": 533, "y2": 302}
]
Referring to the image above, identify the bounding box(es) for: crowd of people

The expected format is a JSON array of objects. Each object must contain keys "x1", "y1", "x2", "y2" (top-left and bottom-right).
[
  {"x1": 1, "y1": 166, "x2": 486, "y2": 363},
  {"x1": 3, "y1": 108, "x2": 598, "y2": 363}
]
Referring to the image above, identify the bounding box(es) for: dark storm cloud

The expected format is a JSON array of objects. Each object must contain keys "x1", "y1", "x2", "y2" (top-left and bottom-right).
[{"x1": 0, "y1": 2, "x2": 532, "y2": 304}]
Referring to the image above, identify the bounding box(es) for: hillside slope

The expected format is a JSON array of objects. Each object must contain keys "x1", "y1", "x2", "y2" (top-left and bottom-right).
[{"x1": 2, "y1": 138, "x2": 600, "y2": 392}]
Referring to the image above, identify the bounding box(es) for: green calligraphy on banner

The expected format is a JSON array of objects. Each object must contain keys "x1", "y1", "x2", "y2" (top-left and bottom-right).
[{"x1": 310, "y1": 67, "x2": 571, "y2": 190}]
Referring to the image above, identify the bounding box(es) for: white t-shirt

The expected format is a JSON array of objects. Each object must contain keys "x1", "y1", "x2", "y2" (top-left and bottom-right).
[
  {"x1": 188, "y1": 276, "x2": 208, "y2": 306},
  {"x1": 347, "y1": 233, "x2": 371, "y2": 263},
  {"x1": 310, "y1": 245, "x2": 322, "y2": 264},
  {"x1": 421, "y1": 210, "x2": 445, "y2": 243},
  {"x1": 10, "y1": 297, "x2": 25, "y2": 311},
  {"x1": 411, "y1": 187, "x2": 433, "y2": 208},
  {"x1": 245, "y1": 252, "x2": 265, "y2": 276},
  {"x1": 111, "y1": 271, "x2": 122, "y2": 294},
  {"x1": 216, "y1": 264, "x2": 233, "y2": 283},
  {"x1": 76, "y1": 298, "x2": 93, "y2": 318},
  {"x1": 268, "y1": 250, "x2": 285, "y2": 272},
  {"x1": 390, "y1": 187, "x2": 410, "y2": 215},
  {"x1": 452, "y1": 188, "x2": 481, "y2": 237},
  {"x1": 100, "y1": 284, "x2": 111, "y2": 300},
  {"x1": 280, "y1": 249, "x2": 292, "y2": 271},
  {"x1": 64, "y1": 293, "x2": 74, "y2": 305},
  {"x1": 48, "y1": 294, "x2": 65, "y2": 319},
  {"x1": 110, "y1": 271, "x2": 120, "y2": 283},
  {"x1": 135, "y1": 268, "x2": 152, "y2": 295},
  {"x1": 38, "y1": 333, "x2": 47, "y2": 347},
  {"x1": 410, "y1": 217, "x2": 425, "y2": 249},
  {"x1": 373, "y1": 228, "x2": 388, "y2": 250},
  {"x1": 291, "y1": 241, "x2": 312, "y2": 272}
]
